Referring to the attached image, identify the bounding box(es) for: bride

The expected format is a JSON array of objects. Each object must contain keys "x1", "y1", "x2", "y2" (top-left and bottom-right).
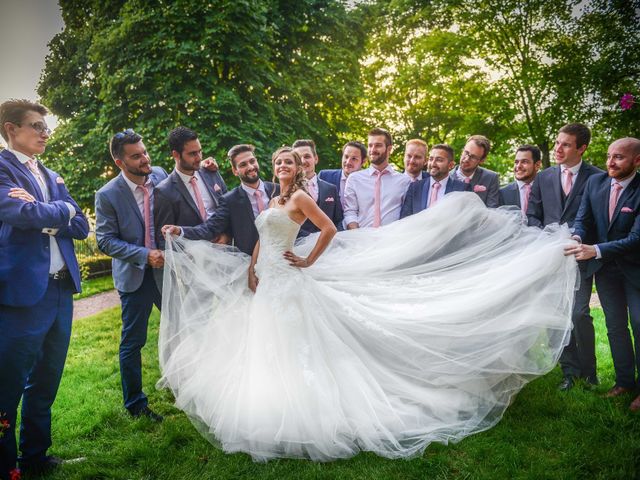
[{"x1": 158, "y1": 146, "x2": 578, "y2": 462}]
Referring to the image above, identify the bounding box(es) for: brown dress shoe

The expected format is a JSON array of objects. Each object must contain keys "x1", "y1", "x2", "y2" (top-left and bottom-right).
[
  {"x1": 630, "y1": 395, "x2": 640, "y2": 412},
  {"x1": 605, "y1": 386, "x2": 634, "y2": 398}
]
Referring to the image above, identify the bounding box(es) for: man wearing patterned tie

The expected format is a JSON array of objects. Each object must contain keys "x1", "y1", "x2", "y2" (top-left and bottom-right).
[
  {"x1": 95, "y1": 129, "x2": 168, "y2": 421},
  {"x1": 403, "y1": 139, "x2": 429, "y2": 182},
  {"x1": 343, "y1": 127, "x2": 411, "y2": 229},
  {"x1": 499, "y1": 145, "x2": 542, "y2": 217},
  {"x1": 154, "y1": 127, "x2": 227, "y2": 249},
  {"x1": 451, "y1": 135, "x2": 500, "y2": 208},
  {"x1": 528, "y1": 123, "x2": 603, "y2": 391},
  {"x1": 567, "y1": 137, "x2": 640, "y2": 409}
]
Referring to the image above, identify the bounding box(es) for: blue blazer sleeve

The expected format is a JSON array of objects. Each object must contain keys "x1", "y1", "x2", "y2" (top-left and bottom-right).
[{"x1": 183, "y1": 193, "x2": 231, "y2": 240}]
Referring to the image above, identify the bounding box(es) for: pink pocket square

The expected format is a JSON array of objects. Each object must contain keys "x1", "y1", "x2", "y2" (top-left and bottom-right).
[
  {"x1": 56, "y1": 177, "x2": 65, "y2": 184},
  {"x1": 325, "y1": 197, "x2": 335, "y2": 203},
  {"x1": 214, "y1": 184, "x2": 221, "y2": 192},
  {"x1": 473, "y1": 185, "x2": 486, "y2": 193},
  {"x1": 621, "y1": 207, "x2": 633, "y2": 213}
]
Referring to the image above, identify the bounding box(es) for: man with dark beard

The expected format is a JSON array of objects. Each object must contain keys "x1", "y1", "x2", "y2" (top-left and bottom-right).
[{"x1": 162, "y1": 144, "x2": 279, "y2": 255}]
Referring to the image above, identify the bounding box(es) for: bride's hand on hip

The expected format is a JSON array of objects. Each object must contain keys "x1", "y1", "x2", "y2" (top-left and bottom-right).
[
  {"x1": 284, "y1": 251, "x2": 311, "y2": 268},
  {"x1": 248, "y1": 268, "x2": 259, "y2": 293}
]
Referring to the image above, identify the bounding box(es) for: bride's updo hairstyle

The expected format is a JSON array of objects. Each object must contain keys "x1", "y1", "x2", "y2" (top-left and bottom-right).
[{"x1": 272, "y1": 146, "x2": 308, "y2": 205}]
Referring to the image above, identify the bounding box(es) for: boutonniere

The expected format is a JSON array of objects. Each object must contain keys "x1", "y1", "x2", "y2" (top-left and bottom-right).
[
  {"x1": 325, "y1": 196, "x2": 335, "y2": 203},
  {"x1": 56, "y1": 176, "x2": 65, "y2": 184},
  {"x1": 213, "y1": 183, "x2": 221, "y2": 192},
  {"x1": 473, "y1": 185, "x2": 486, "y2": 192},
  {"x1": 620, "y1": 207, "x2": 633, "y2": 213}
]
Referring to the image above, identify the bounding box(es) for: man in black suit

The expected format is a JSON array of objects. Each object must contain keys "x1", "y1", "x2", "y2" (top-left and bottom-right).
[
  {"x1": 293, "y1": 139, "x2": 343, "y2": 236},
  {"x1": 162, "y1": 144, "x2": 278, "y2": 256},
  {"x1": 567, "y1": 137, "x2": 640, "y2": 409},
  {"x1": 451, "y1": 135, "x2": 500, "y2": 208},
  {"x1": 403, "y1": 139, "x2": 429, "y2": 182},
  {"x1": 154, "y1": 127, "x2": 227, "y2": 249},
  {"x1": 499, "y1": 145, "x2": 542, "y2": 217},
  {"x1": 527, "y1": 123, "x2": 603, "y2": 390}
]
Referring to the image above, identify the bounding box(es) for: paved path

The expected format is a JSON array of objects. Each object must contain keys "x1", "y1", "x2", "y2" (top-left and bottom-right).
[{"x1": 73, "y1": 289, "x2": 119, "y2": 320}]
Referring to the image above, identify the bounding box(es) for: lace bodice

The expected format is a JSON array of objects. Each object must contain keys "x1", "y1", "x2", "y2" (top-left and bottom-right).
[{"x1": 254, "y1": 208, "x2": 301, "y2": 277}]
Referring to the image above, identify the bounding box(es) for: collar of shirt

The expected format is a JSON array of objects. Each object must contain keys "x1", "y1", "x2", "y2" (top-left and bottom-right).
[
  {"x1": 175, "y1": 168, "x2": 196, "y2": 186},
  {"x1": 455, "y1": 167, "x2": 474, "y2": 182},
  {"x1": 121, "y1": 172, "x2": 151, "y2": 194},
  {"x1": 241, "y1": 179, "x2": 266, "y2": 196},
  {"x1": 561, "y1": 160, "x2": 582, "y2": 175},
  {"x1": 340, "y1": 170, "x2": 348, "y2": 183},
  {"x1": 611, "y1": 171, "x2": 636, "y2": 189},
  {"x1": 516, "y1": 179, "x2": 534, "y2": 190},
  {"x1": 307, "y1": 174, "x2": 318, "y2": 189},
  {"x1": 430, "y1": 176, "x2": 446, "y2": 188},
  {"x1": 7, "y1": 147, "x2": 34, "y2": 164},
  {"x1": 367, "y1": 164, "x2": 396, "y2": 176}
]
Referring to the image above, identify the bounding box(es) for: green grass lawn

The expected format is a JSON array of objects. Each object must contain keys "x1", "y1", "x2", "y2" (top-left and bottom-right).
[
  {"x1": 73, "y1": 276, "x2": 114, "y2": 300},
  {"x1": 44, "y1": 307, "x2": 639, "y2": 479}
]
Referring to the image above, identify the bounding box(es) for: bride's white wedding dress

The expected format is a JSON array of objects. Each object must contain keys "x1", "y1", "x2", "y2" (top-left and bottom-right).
[{"x1": 158, "y1": 192, "x2": 577, "y2": 462}]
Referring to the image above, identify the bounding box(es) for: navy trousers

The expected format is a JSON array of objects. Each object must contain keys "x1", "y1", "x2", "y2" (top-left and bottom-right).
[
  {"x1": 0, "y1": 277, "x2": 73, "y2": 478},
  {"x1": 118, "y1": 267, "x2": 162, "y2": 413}
]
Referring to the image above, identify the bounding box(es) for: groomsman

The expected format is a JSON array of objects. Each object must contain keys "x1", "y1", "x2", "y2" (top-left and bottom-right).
[
  {"x1": 163, "y1": 144, "x2": 279, "y2": 255},
  {"x1": 154, "y1": 127, "x2": 227, "y2": 249},
  {"x1": 499, "y1": 145, "x2": 542, "y2": 216},
  {"x1": 292, "y1": 139, "x2": 343, "y2": 235},
  {"x1": 567, "y1": 137, "x2": 640, "y2": 409},
  {"x1": 319, "y1": 141, "x2": 367, "y2": 206},
  {"x1": 0, "y1": 99, "x2": 88, "y2": 478},
  {"x1": 95, "y1": 129, "x2": 168, "y2": 420},
  {"x1": 343, "y1": 127, "x2": 411, "y2": 229},
  {"x1": 403, "y1": 139, "x2": 429, "y2": 182},
  {"x1": 527, "y1": 123, "x2": 602, "y2": 390},
  {"x1": 451, "y1": 135, "x2": 500, "y2": 207},
  {"x1": 400, "y1": 144, "x2": 467, "y2": 217}
]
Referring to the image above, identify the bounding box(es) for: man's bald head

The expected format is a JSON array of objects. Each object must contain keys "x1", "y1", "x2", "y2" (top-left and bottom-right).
[{"x1": 606, "y1": 137, "x2": 640, "y2": 180}]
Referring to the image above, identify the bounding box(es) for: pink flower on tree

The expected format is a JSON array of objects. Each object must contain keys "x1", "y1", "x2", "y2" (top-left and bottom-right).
[{"x1": 620, "y1": 93, "x2": 635, "y2": 110}]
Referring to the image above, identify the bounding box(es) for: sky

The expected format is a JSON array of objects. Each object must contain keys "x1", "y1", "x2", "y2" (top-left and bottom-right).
[{"x1": 0, "y1": 0, "x2": 64, "y2": 146}]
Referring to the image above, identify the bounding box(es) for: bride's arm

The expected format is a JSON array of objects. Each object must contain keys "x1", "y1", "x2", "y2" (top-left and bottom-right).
[
  {"x1": 284, "y1": 193, "x2": 337, "y2": 268},
  {"x1": 248, "y1": 240, "x2": 260, "y2": 292}
]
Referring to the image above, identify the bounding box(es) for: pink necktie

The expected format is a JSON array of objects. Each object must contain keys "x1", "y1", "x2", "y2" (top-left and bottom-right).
[
  {"x1": 308, "y1": 180, "x2": 318, "y2": 202},
  {"x1": 189, "y1": 176, "x2": 207, "y2": 220},
  {"x1": 373, "y1": 169, "x2": 389, "y2": 227},
  {"x1": 429, "y1": 181, "x2": 441, "y2": 208},
  {"x1": 26, "y1": 159, "x2": 47, "y2": 194},
  {"x1": 522, "y1": 183, "x2": 531, "y2": 215},
  {"x1": 137, "y1": 184, "x2": 153, "y2": 249},
  {"x1": 254, "y1": 189, "x2": 265, "y2": 214},
  {"x1": 464, "y1": 177, "x2": 471, "y2": 184},
  {"x1": 609, "y1": 182, "x2": 623, "y2": 221},
  {"x1": 563, "y1": 169, "x2": 573, "y2": 195}
]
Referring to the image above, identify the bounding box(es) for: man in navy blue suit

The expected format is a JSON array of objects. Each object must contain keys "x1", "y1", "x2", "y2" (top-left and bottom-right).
[
  {"x1": 499, "y1": 145, "x2": 542, "y2": 216},
  {"x1": 0, "y1": 99, "x2": 89, "y2": 479},
  {"x1": 403, "y1": 139, "x2": 429, "y2": 182},
  {"x1": 293, "y1": 139, "x2": 343, "y2": 235},
  {"x1": 528, "y1": 123, "x2": 603, "y2": 391},
  {"x1": 95, "y1": 130, "x2": 168, "y2": 421},
  {"x1": 318, "y1": 141, "x2": 366, "y2": 207},
  {"x1": 400, "y1": 144, "x2": 467, "y2": 218},
  {"x1": 567, "y1": 137, "x2": 640, "y2": 409},
  {"x1": 163, "y1": 144, "x2": 279, "y2": 255}
]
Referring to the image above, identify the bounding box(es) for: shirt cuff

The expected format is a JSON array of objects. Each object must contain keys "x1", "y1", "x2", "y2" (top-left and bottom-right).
[
  {"x1": 64, "y1": 202, "x2": 77, "y2": 221},
  {"x1": 594, "y1": 245, "x2": 602, "y2": 259}
]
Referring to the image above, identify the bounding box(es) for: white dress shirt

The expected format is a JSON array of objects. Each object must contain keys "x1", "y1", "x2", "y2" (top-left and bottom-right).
[
  {"x1": 427, "y1": 176, "x2": 448, "y2": 207},
  {"x1": 455, "y1": 168, "x2": 473, "y2": 183},
  {"x1": 9, "y1": 148, "x2": 75, "y2": 273},
  {"x1": 339, "y1": 171, "x2": 347, "y2": 206},
  {"x1": 241, "y1": 180, "x2": 269, "y2": 218},
  {"x1": 175, "y1": 169, "x2": 216, "y2": 217},
  {"x1": 343, "y1": 165, "x2": 411, "y2": 228}
]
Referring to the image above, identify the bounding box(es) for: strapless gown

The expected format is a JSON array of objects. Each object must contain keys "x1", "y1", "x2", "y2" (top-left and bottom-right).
[{"x1": 158, "y1": 192, "x2": 577, "y2": 462}]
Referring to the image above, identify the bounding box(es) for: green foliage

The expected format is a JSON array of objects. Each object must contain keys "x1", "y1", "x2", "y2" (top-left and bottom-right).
[{"x1": 73, "y1": 274, "x2": 114, "y2": 300}]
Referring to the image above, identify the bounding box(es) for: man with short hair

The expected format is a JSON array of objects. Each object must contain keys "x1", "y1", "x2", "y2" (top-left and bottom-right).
[
  {"x1": 343, "y1": 128, "x2": 411, "y2": 229},
  {"x1": 567, "y1": 137, "x2": 640, "y2": 408},
  {"x1": 499, "y1": 145, "x2": 542, "y2": 217},
  {"x1": 528, "y1": 123, "x2": 603, "y2": 390},
  {"x1": 319, "y1": 140, "x2": 367, "y2": 206},
  {"x1": 95, "y1": 129, "x2": 168, "y2": 421},
  {"x1": 0, "y1": 99, "x2": 88, "y2": 479},
  {"x1": 451, "y1": 135, "x2": 500, "y2": 208},
  {"x1": 403, "y1": 139, "x2": 429, "y2": 182},
  {"x1": 292, "y1": 139, "x2": 342, "y2": 236},
  {"x1": 163, "y1": 144, "x2": 279, "y2": 255},
  {"x1": 154, "y1": 126, "x2": 227, "y2": 249},
  {"x1": 401, "y1": 144, "x2": 467, "y2": 217}
]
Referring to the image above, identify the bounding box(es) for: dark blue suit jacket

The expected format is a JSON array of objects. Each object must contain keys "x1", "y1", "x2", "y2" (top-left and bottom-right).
[
  {"x1": 499, "y1": 181, "x2": 521, "y2": 207},
  {"x1": 400, "y1": 176, "x2": 468, "y2": 218},
  {"x1": 0, "y1": 149, "x2": 88, "y2": 306},
  {"x1": 183, "y1": 181, "x2": 279, "y2": 256},
  {"x1": 573, "y1": 172, "x2": 640, "y2": 288},
  {"x1": 299, "y1": 178, "x2": 343, "y2": 236},
  {"x1": 153, "y1": 169, "x2": 227, "y2": 249},
  {"x1": 318, "y1": 169, "x2": 342, "y2": 196}
]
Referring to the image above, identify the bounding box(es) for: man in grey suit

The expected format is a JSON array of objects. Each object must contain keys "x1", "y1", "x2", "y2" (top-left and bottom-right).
[
  {"x1": 154, "y1": 127, "x2": 227, "y2": 249},
  {"x1": 95, "y1": 129, "x2": 168, "y2": 420},
  {"x1": 499, "y1": 145, "x2": 542, "y2": 216},
  {"x1": 527, "y1": 123, "x2": 603, "y2": 390},
  {"x1": 451, "y1": 135, "x2": 500, "y2": 208}
]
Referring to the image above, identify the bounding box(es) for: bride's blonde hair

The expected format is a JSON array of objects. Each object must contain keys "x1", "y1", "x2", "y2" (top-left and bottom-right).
[{"x1": 271, "y1": 146, "x2": 308, "y2": 205}]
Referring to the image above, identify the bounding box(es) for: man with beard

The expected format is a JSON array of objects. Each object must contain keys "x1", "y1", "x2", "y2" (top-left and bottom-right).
[
  {"x1": 567, "y1": 137, "x2": 640, "y2": 409},
  {"x1": 154, "y1": 127, "x2": 227, "y2": 249},
  {"x1": 162, "y1": 144, "x2": 279, "y2": 255},
  {"x1": 292, "y1": 139, "x2": 343, "y2": 236},
  {"x1": 403, "y1": 139, "x2": 429, "y2": 182},
  {"x1": 499, "y1": 145, "x2": 542, "y2": 217},
  {"x1": 527, "y1": 123, "x2": 602, "y2": 391},
  {"x1": 319, "y1": 141, "x2": 367, "y2": 206},
  {"x1": 95, "y1": 129, "x2": 168, "y2": 421},
  {"x1": 343, "y1": 127, "x2": 411, "y2": 228},
  {"x1": 451, "y1": 135, "x2": 500, "y2": 208},
  {"x1": 400, "y1": 144, "x2": 467, "y2": 217}
]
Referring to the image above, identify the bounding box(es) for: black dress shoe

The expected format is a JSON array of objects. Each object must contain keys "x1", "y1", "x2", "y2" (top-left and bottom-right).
[
  {"x1": 20, "y1": 455, "x2": 63, "y2": 476},
  {"x1": 130, "y1": 406, "x2": 163, "y2": 422},
  {"x1": 584, "y1": 375, "x2": 599, "y2": 386},
  {"x1": 558, "y1": 376, "x2": 574, "y2": 391}
]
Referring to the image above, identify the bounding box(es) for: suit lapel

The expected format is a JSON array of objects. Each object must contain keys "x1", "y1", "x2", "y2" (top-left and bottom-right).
[
  {"x1": 38, "y1": 162, "x2": 58, "y2": 200},
  {"x1": 609, "y1": 174, "x2": 639, "y2": 231},
  {"x1": 511, "y1": 183, "x2": 521, "y2": 207},
  {"x1": 3, "y1": 152, "x2": 45, "y2": 201},
  {"x1": 116, "y1": 174, "x2": 144, "y2": 224},
  {"x1": 421, "y1": 180, "x2": 430, "y2": 210},
  {"x1": 199, "y1": 170, "x2": 220, "y2": 208},
  {"x1": 172, "y1": 172, "x2": 200, "y2": 217},
  {"x1": 563, "y1": 163, "x2": 587, "y2": 214},
  {"x1": 238, "y1": 185, "x2": 256, "y2": 220}
]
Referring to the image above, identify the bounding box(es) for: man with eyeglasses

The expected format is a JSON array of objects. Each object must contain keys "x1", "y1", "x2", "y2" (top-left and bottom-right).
[
  {"x1": 0, "y1": 99, "x2": 89, "y2": 479},
  {"x1": 451, "y1": 135, "x2": 500, "y2": 208},
  {"x1": 95, "y1": 129, "x2": 168, "y2": 421}
]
